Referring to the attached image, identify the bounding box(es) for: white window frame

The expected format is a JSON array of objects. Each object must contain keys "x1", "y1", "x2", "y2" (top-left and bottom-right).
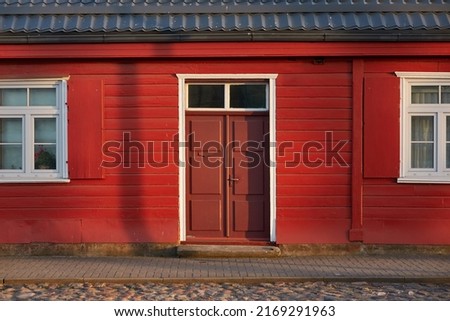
[
  {"x1": 0, "y1": 78, "x2": 69, "y2": 183},
  {"x1": 177, "y1": 74, "x2": 278, "y2": 242},
  {"x1": 397, "y1": 72, "x2": 450, "y2": 184}
]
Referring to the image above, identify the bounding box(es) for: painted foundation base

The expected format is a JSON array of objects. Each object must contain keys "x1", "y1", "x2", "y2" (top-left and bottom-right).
[
  {"x1": 0, "y1": 243, "x2": 178, "y2": 257},
  {"x1": 1, "y1": 243, "x2": 450, "y2": 257}
]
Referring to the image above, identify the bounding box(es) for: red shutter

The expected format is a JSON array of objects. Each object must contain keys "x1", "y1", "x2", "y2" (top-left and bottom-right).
[
  {"x1": 68, "y1": 76, "x2": 104, "y2": 179},
  {"x1": 363, "y1": 76, "x2": 400, "y2": 178}
]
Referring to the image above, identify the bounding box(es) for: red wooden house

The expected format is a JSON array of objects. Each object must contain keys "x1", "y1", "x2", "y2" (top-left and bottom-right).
[{"x1": 0, "y1": 0, "x2": 449, "y2": 254}]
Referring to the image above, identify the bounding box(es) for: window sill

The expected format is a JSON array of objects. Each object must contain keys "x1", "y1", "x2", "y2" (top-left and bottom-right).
[
  {"x1": 0, "y1": 178, "x2": 70, "y2": 184},
  {"x1": 397, "y1": 177, "x2": 450, "y2": 184}
]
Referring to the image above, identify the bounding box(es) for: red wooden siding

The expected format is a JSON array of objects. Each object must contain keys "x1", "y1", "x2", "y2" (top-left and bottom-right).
[
  {"x1": 0, "y1": 42, "x2": 449, "y2": 246},
  {"x1": 276, "y1": 60, "x2": 353, "y2": 244},
  {"x1": 2, "y1": 42, "x2": 450, "y2": 59},
  {"x1": 362, "y1": 60, "x2": 450, "y2": 244},
  {"x1": 0, "y1": 60, "x2": 180, "y2": 243}
]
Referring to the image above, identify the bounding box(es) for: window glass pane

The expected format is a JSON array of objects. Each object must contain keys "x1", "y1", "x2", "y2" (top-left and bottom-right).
[
  {"x1": 230, "y1": 84, "x2": 266, "y2": 109},
  {"x1": 34, "y1": 118, "x2": 57, "y2": 170},
  {"x1": 447, "y1": 143, "x2": 450, "y2": 169},
  {"x1": 447, "y1": 116, "x2": 450, "y2": 141},
  {"x1": 411, "y1": 116, "x2": 434, "y2": 169},
  {"x1": 0, "y1": 88, "x2": 27, "y2": 106},
  {"x1": 411, "y1": 143, "x2": 434, "y2": 168},
  {"x1": 411, "y1": 86, "x2": 439, "y2": 104},
  {"x1": 30, "y1": 88, "x2": 56, "y2": 106},
  {"x1": 34, "y1": 145, "x2": 56, "y2": 170},
  {"x1": 0, "y1": 118, "x2": 22, "y2": 143},
  {"x1": 442, "y1": 86, "x2": 450, "y2": 104},
  {"x1": 188, "y1": 85, "x2": 224, "y2": 108},
  {"x1": 35, "y1": 118, "x2": 56, "y2": 144},
  {"x1": 0, "y1": 118, "x2": 23, "y2": 170},
  {"x1": 0, "y1": 145, "x2": 22, "y2": 170},
  {"x1": 411, "y1": 116, "x2": 434, "y2": 141}
]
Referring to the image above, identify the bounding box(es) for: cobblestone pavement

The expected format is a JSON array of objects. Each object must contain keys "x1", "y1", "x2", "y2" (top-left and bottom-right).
[{"x1": 1, "y1": 282, "x2": 449, "y2": 301}]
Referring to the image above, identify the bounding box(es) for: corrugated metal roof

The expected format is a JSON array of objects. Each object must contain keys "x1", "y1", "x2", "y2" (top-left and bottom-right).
[
  {"x1": 2, "y1": 12, "x2": 450, "y2": 33},
  {"x1": 0, "y1": 0, "x2": 449, "y2": 42},
  {"x1": 1, "y1": 0, "x2": 449, "y2": 14}
]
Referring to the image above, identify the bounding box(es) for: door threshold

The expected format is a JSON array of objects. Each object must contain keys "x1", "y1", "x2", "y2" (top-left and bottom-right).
[
  {"x1": 177, "y1": 244, "x2": 281, "y2": 258},
  {"x1": 182, "y1": 240, "x2": 273, "y2": 246}
]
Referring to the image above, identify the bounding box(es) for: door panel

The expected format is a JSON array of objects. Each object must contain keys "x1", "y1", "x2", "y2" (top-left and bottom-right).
[
  {"x1": 232, "y1": 151, "x2": 265, "y2": 195},
  {"x1": 190, "y1": 163, "x2": 222, "y2": 195},
  {"x1": 228, "y1": 116, "x2": 269, "y2": 239},
  {"x1": 233, "y1": 118, "x2": 267, "y2": 143},
  {"x1": 188, "y1": 119, "x2": 223, "y2": 147},
  {"x1": 186, "y1": 116, "x2": 225, "y2": 238},
  {"x1": 186, "y1": 114, "x2": 269, "y2": 241},
  {"x1": 190, "y1": 200, "x2": 222, "y2": 231},
  {"x1": 232, "y1": 200, "x2": 265, "y2": 232}
]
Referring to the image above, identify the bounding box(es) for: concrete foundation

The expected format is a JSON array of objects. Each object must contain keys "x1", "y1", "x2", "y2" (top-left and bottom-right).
[{"x1": 1, "y1": 243, "x2": 449, "y2": 257}]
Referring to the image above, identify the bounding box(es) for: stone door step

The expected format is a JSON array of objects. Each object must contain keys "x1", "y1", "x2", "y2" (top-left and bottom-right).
[{"x1": 177, "y1": 244, "x2": 281, "y2": 258}]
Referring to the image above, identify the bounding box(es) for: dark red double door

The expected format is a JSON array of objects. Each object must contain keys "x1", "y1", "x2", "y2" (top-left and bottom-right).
[{"x1": 186, "y1": 114, "x2": 270, "y2": 242}]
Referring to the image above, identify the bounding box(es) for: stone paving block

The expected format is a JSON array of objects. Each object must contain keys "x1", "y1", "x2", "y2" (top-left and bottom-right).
[{"x1": 0, "y1": 255, "x2": 449, "y2": 284}]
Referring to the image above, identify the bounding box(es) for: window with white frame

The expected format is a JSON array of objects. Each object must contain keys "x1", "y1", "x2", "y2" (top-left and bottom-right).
[
  {"x1": 397, "y1": 73, "x2": 450, "y2": 183},
  {"x1": 0, "y1": 79, "x2": 68, "y2": 182}
]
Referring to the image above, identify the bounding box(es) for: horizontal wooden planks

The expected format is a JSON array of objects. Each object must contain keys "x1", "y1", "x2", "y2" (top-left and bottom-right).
[
  {"x1": 0, "y1": 208, "x2": 179, "y2": 220},
  {"x1": 275, "y1": 62, "x2": 353, "y2": 243},
  {"x1": 363, "y1": 177, "x2": 450, "y2": 244},
  {"x1": 363, "y1": 219, "x2": 450, "y2": 245},
  {"x1": 0, "y1": 61, "x2": 183, "y2": 244},
  {"x1": 277, "y1": 219, "x2": 351, "y2": 244},
  {"x1": 0, "y1": 217, "x2": 179, "y2": 243},
  {"x1": 3, "y1": 55, "x2": 449, "y2": 245},
  {"x1": 364, "y1": 179, "x2": 450, "y2": 216},
  {"x1": 2, "y1": 43, "x2": 450, "y2": 59},
  {"x1": 0, "y1": 196, "x2": 178, "y2": 209}
]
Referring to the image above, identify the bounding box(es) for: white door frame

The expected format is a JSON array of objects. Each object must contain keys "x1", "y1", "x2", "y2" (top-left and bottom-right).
[{"x1": 177, "y1": 74, "x2": 278, "y2": 242}]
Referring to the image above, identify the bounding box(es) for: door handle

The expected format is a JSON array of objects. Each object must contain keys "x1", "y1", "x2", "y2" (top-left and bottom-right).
[{"x1": 228, "y1": 176, "x2": 240, "y2": 186}]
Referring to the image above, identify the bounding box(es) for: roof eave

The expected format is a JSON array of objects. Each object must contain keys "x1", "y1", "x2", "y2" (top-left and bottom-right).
[{"x1": 0, "y1": 30, "x2": 450, "y2": 44}]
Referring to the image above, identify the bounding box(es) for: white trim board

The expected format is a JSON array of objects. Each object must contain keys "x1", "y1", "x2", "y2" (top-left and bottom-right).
[{"x1": 177, "y1": 74, "x2": 278, "y2": 242}]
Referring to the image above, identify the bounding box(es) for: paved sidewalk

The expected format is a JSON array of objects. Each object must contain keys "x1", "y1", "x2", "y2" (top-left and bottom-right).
[{"x1": 0, "y1": 255, "x2": 449, "y2": 284}]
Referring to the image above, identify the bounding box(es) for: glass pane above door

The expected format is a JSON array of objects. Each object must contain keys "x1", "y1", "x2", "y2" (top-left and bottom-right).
[
  {"x1": 230, "y1": 84, "x2": 266, "y2": 109},
  {"x1": 188, "y1": 85, "x2": 224, "y2": 108}
]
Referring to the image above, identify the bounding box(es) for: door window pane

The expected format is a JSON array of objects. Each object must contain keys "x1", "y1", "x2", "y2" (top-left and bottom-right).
[
  {"x1": 188, "y1": 85, "x2": 224, "y2": 108},
  {"x1": 34, "y1": 118, "x2": 57, "y2": 170},
  {"x1": 411, "y1": 116, "x2": 434, "y2": 169},
  {"x1": 0, "y1": 88, "x2": 27, "y2": 106},
  {"x1": 0, "y1": 118, "x2": 22, "y2": 170},
  {"x1": 30, "y1": 88, "x2": 56, "y2": 106},
  {"x1": 411, "y1": 86, "x2": 439, "y2": 104},
  {"x1": 230, "y1": 84, "x2": 266, "y2": 109}
]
